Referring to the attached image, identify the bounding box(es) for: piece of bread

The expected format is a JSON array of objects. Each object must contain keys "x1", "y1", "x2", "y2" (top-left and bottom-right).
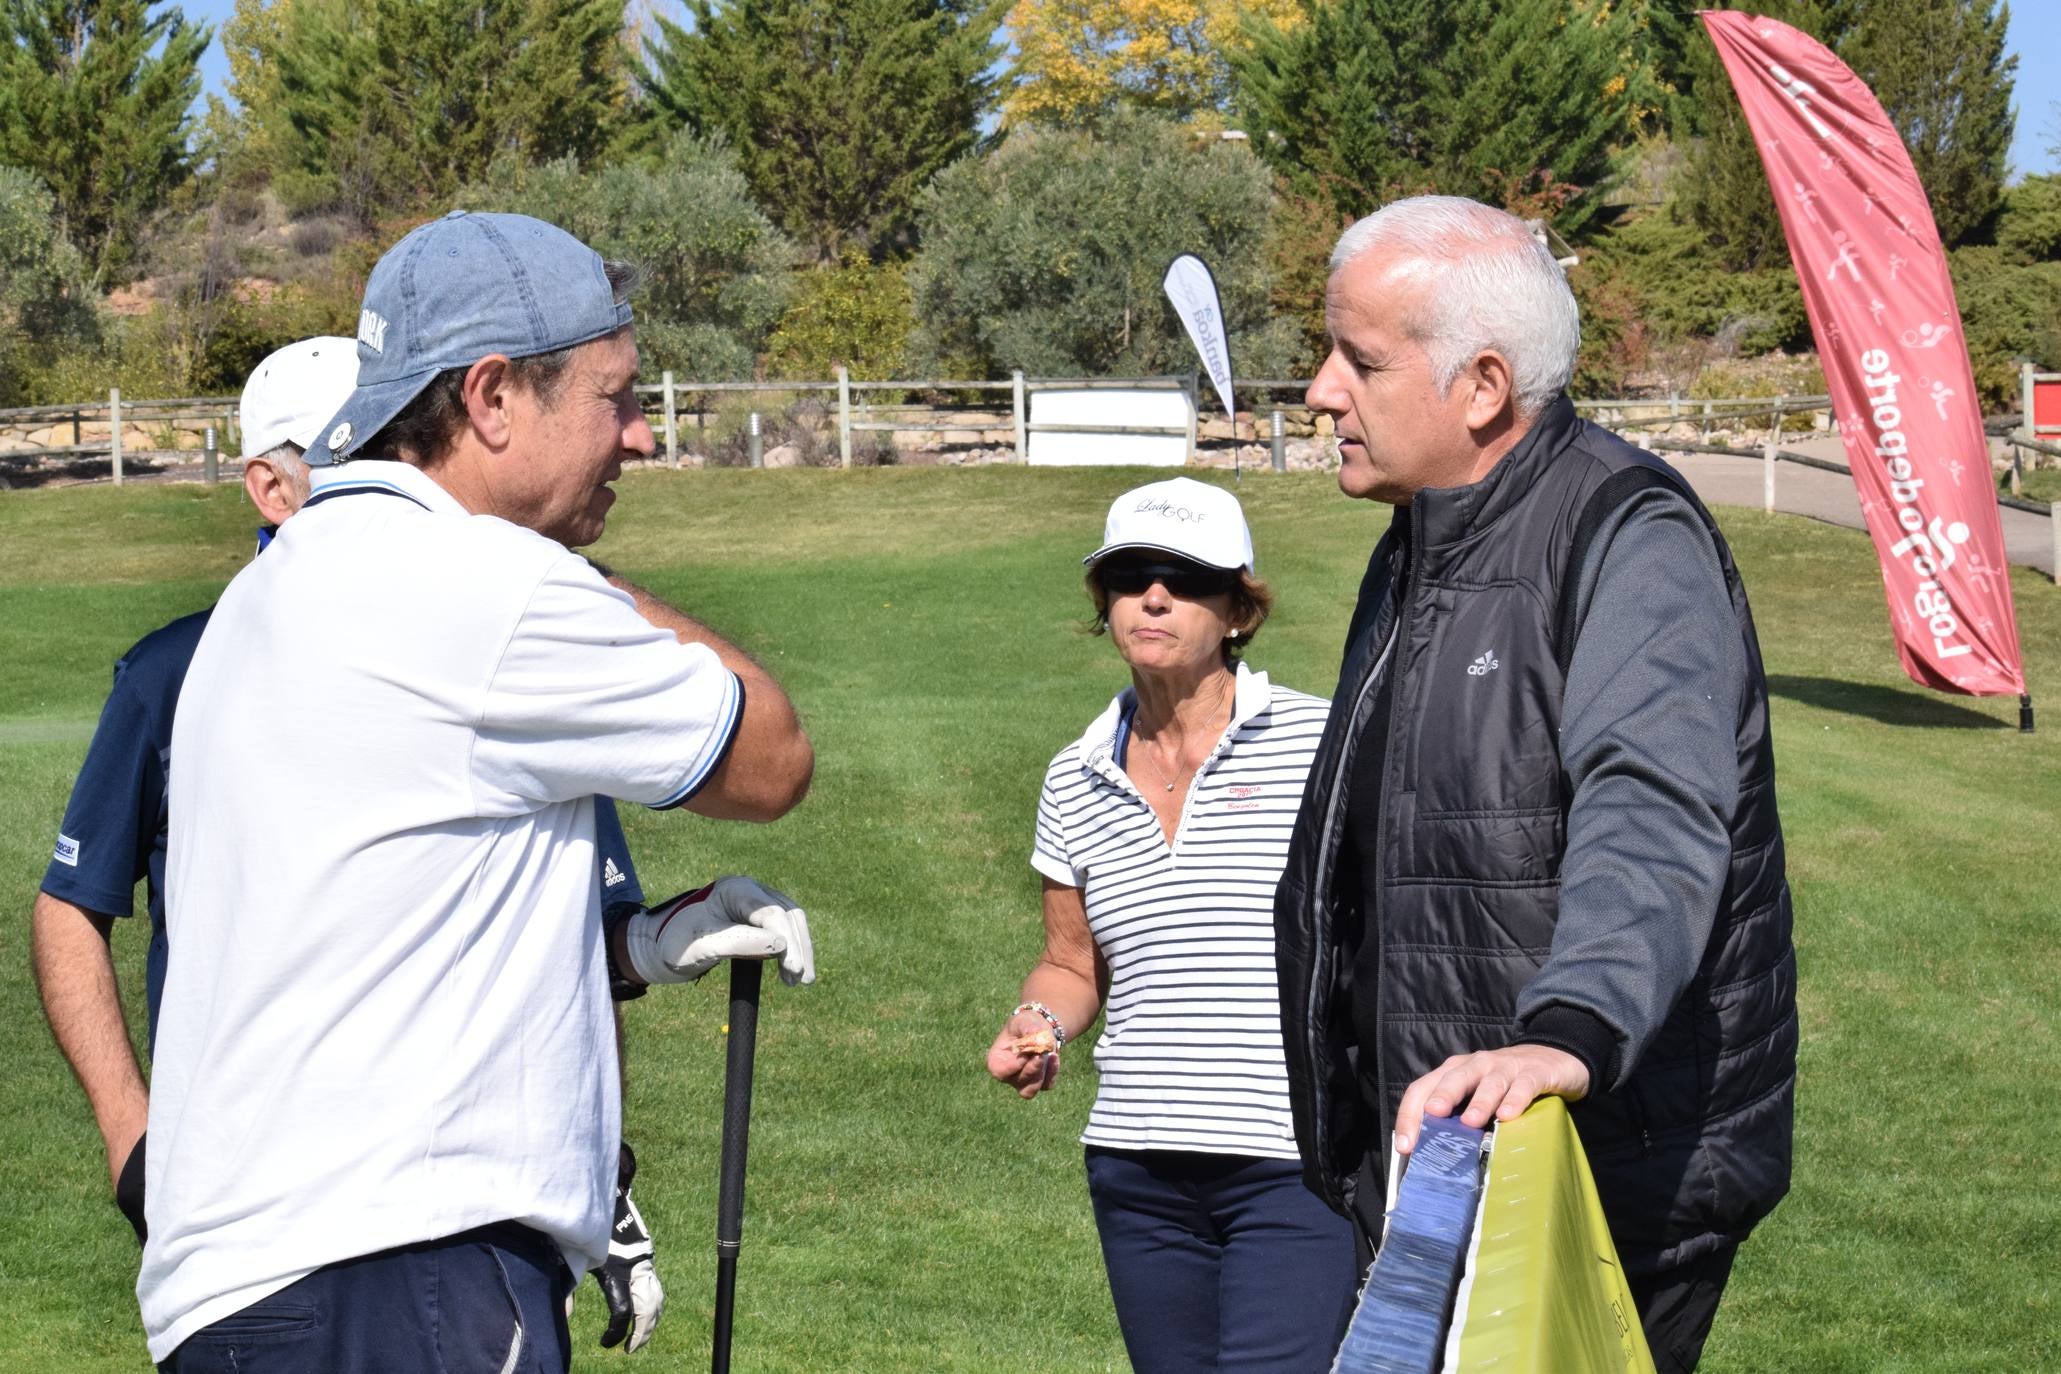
[{"x1": 1013, "y1": 1028, "x2": 1059, "y2": 1057}]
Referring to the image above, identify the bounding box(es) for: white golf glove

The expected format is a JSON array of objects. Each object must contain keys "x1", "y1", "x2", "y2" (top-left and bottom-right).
[
  {"x1": 594, "y1": 1143, "x2": 664, "y2": 1353},
  {"x1": 623, "y1": 877, "x2": 815, "y2": 987}
]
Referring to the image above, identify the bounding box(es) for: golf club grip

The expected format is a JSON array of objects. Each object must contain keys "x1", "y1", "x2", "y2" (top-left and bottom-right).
[
  {"x1": 717, "y1": 957, "x2": 763, "y2": 1251},
  {"x1": 711, "y1": 959, "x2": 762, "y2": 1374}
]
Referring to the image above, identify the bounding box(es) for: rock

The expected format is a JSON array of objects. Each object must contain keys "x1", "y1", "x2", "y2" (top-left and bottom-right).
[{"x1": 760, "y1": 442, "x2": 803, "y2": 469}]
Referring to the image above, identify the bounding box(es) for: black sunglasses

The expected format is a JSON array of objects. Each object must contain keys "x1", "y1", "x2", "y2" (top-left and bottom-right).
[{"x1": 1095, "y1": 560, "x2": 1237, "y2": 598}]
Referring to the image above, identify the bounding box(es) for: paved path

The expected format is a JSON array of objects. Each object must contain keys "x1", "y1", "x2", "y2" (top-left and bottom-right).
[{"x1": 1652, "y1": 434, "x2": 2056, "y2": 577}]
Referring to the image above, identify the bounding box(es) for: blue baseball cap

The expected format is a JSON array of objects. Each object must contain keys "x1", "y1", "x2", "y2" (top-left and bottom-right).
[{"x1": 313, "y1": 210, "x2": 634, "y2": 465}]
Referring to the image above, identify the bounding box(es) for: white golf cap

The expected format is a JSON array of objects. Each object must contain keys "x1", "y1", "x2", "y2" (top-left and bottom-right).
[
  {"x1": 1084, "y1": 476, "x2": 1255, "y2": 572},
  {"x1": 239, "y1": 336, "x2": 360, "y2": 459}
]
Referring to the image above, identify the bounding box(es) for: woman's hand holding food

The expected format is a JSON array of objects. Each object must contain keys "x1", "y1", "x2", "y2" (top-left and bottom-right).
[{"x1": 987, "y1": 1006, "x2": 1065, "y2": 1099}]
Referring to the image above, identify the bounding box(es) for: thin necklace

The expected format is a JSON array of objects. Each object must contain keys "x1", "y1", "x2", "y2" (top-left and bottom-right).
[
  {"x1": 1136, "y1": 679, "x2": 1230, "y2": 793},
  {"x1": 1140, "y1": 737, "x2": 1183, "y2": 793}
]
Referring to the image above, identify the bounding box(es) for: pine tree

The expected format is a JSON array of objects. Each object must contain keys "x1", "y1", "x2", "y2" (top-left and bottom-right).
[
  {"x1": 642, "y1": 0, "x2": 1005, "y2": 261},
  {"x1": 1841, "y1": 0, "x2": 2015, "y2": 247},
  {"x1": 1676, "y1": 1, "x2": 1854, "y2": 271},
  {"x1": 238, "y1": 0, "x2": 633, "y2": 220},
  {"x1": 0, "y1": 0, "x2": 209, "y2": 281},
  {"x1": 1680, "y1": 1, "x2": 2009, "y2": 265},
  {"x1": 1230, "y1": 0, "x2": 1638, "y2": 236}
]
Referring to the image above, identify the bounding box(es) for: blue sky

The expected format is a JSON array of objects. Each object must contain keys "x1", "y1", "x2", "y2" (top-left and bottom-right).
[{"x1": 179, "y1": 0, "x2": 2058, "y2": 179}]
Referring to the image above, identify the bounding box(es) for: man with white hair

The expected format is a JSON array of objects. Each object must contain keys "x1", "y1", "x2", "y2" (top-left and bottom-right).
[
  {"x1": 1275, "y1": 195, "x2": 1796, "y2": 1372},
  {"x1": 32, "y1": 337, "x2": 358, "y2": 1242}
]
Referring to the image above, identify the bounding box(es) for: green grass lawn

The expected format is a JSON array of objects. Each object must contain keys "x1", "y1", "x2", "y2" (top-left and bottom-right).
[{"x1": 2, "y1": 467, "x2": 2056, "y2": 1371}]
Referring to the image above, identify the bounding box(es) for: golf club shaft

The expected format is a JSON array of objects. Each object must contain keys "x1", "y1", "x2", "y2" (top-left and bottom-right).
[{"x1": 711, "y1": 956, "x2": 763, "y2": 1374}]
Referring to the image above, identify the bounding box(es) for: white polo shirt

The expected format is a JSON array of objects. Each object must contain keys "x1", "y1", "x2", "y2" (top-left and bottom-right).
[{"x1": 140, "y1": 461, "x2": 742, "y2": 1359}]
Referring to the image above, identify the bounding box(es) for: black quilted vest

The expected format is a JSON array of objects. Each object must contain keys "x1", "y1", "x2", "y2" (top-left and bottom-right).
[{"x1": 1274, "y1": 397, "x2": 1796, "y2": 1272}]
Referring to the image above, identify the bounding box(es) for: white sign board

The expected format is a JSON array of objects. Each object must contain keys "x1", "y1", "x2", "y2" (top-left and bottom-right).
[{"x1": 1026, "y1": 388, "x2": 1192, "y2": 467}]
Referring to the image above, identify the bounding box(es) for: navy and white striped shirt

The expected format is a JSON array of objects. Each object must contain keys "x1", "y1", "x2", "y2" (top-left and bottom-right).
[{"x1": 1032, "y1": 664, "x2": 1329, "y2": 1160}]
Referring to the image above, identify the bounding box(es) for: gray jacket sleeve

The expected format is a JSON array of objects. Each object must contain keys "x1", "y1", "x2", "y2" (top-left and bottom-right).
[{"x1": 1513, "y1": 484, "x2": 1743, "y2": 1090}]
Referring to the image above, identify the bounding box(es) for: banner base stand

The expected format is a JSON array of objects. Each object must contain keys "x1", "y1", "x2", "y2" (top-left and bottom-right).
[{"x1": 2020, "y1": 693, "x2": 2034, "y2": 733}]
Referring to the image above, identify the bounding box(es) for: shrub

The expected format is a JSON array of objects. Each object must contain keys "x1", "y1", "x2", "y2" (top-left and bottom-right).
[
  {"x1": 909, "y1": 112, "x2": 1300, "y2": 379},
  {"x1": 1996, "y1": 174, "x2": 2061, "y2": 266},
  {"x1": 764, "y1": 251, "x2": 914, "y2": 383},
  {"x1": 0, "y1": 165, "x2": 98, "y2": 405},
  {"x1": 1948, "y1": 246, "x2": 2061, "y2": 407},
  {"x1": 288, "y1": 216, "x2": 349, "y2": 260},
  {"x1": 1567, "y1": 253, "x2": 1653, "y2": 398},
  {"x1": 1262, "y1": 188, "x2": 1345, "y2": 379}
]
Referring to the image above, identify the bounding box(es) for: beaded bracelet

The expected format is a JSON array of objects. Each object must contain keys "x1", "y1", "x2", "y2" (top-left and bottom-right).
[{"x1": 1012, "y1": 1000, "x2": 1067, "y2": 1049}]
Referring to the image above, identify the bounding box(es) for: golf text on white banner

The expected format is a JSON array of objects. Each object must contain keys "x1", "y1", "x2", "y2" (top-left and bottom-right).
[{"x1": 1162, "y1": 254, "x2": 1237, "y2": 421}]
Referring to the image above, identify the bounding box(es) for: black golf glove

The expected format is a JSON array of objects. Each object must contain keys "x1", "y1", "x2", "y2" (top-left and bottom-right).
[
  {"x1": 593, "y1": 1142, "x2": 664, "y2": 1351},
  {"x1": 115, "y1": 1133, "x2": 146, "y2": 1245}
]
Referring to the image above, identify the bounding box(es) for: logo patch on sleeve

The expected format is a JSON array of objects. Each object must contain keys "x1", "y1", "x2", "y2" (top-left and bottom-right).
[
  {"x1": 52, "y1": 833, "x2": 80, "y2": 867},
  {"x1": 602, "y1": 857, "x2": 627, "y2": 888}
]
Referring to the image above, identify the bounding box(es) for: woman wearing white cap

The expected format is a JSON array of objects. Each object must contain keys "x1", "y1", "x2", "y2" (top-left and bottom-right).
[{"x1": 986, "y1": 477, "x2": 1355, "y2": 1371}]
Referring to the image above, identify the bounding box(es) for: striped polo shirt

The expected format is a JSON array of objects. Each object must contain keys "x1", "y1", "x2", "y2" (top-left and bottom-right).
[{"x1": 1032, "y1": 663, "x2": 1329, "y2": 1160}]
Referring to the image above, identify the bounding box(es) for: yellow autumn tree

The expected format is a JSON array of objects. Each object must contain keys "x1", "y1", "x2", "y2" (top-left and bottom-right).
[{"x1": 1003, "y1": 0, "x2": 1302, "y2": 127}]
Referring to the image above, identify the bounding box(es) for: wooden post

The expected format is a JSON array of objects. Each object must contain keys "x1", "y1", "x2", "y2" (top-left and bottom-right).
[
  {"x1": 663, "y1": 370, "x2": 679, "y2": 470},
  {"x1": 1011, "y1": 371, "x2": 1026, "y2": 462},
  {"x1": 2051, "y1": 502, "x2": 2060, "y2": 587},
  {"x1": 836, "y1": 366, "x2": 852, "y2": 469},
  {"x1": 1763, "y1": 435, "x2": 1777, "y2": 514},
  {"x1": 109, "y1": 388, "x2": 122, "y2": 486}
]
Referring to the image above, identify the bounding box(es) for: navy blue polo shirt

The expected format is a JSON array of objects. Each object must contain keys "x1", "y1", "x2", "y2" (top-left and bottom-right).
[{"x1": 41, "y1": 606, "x2": 646, "y2": 1052}]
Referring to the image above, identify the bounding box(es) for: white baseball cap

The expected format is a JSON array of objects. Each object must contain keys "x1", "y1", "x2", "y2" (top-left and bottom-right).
[
  {"x1": 1084, "y1": 477, "x2": 1256, "y2": 572},
  {"x1": 239, "y1": 336, "x2": 361, "y2": 459}
]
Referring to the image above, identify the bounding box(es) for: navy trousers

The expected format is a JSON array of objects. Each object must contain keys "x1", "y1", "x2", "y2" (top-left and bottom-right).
[
  {"x1": 1085, "y1": 1146, "x2": 1358, "y2": 1374},
  {"x1": 160, "y1": 1222, "x2": 574, "y2": 1374}
]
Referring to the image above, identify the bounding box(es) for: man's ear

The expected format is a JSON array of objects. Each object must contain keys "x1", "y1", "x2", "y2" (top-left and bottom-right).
[
  {"x1": 461, "y1": 355, "x2": 518, "y2": 450},
  {"x1": 244, "y1": 459, "x2": 300, "y2": 526},
  {"x1": 1459, "y1": 350, "x2": 1517, "y2": 435}
]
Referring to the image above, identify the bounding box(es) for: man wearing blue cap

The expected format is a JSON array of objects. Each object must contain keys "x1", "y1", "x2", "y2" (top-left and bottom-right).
[{"x1": 139, "y1": 213, "x2": 817, "y2": 1372}]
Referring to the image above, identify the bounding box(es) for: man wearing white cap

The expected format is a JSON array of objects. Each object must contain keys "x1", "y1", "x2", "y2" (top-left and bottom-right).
[{"x1": 32, "y1": 336, "x2": 360, "y2": 1245}]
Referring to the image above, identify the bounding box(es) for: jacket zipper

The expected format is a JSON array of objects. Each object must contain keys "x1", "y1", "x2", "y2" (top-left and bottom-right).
[
  {"x1": 1307, "y1": 530, "x2": 1409, "y2": 1208},
  {"x1": 1369, "y1": 529, "x2": 1416, "y2": 1158}
]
